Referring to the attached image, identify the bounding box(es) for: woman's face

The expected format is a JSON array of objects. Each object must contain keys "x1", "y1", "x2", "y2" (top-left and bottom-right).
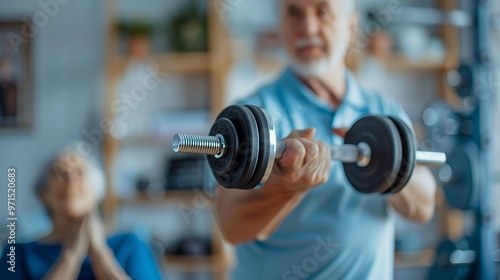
[{"x1": 42, "y1": 154, "x2": 97, "y2": 220}]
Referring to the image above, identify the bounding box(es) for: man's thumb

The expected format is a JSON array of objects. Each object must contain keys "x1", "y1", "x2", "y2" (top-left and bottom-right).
[{"x1": 288, "y1": 127, "x2": 316, "y2": 139}]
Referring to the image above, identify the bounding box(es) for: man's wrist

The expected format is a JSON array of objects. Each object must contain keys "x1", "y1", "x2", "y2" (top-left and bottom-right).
[{"x1": 265, "y1": 176, "x2": 309, "y2": 198}]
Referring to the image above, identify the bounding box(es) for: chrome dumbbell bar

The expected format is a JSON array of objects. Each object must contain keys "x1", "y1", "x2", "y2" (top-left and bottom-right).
[{"x1": 172, "y1": 134, "x2": 446, "y2": 168}]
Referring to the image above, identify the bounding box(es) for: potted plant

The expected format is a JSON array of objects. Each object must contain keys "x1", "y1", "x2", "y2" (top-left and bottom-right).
[
  {"x1": 167, "y1": 1, "x2": 208, "y2": 52},
  {"x1": 366, "y1": 9, "x2": 393, "y2": 60},
  {"x1": 119, "y1": 19, "x2": 156, "y2": 59}
]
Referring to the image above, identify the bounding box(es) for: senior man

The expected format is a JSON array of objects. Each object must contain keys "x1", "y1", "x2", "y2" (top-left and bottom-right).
[{"x1": 215, "y1": 0, "x2": 437, "y2": 279}]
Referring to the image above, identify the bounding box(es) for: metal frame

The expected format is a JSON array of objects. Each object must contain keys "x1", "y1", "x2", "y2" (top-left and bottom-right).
[{"x1": 469, "y1": 0, "x2": 496, "y2": 279}]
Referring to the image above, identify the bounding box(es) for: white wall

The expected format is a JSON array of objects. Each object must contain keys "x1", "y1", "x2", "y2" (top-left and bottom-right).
[{"x1": 0, "y1": 0, "x2": 106, "y2": 241}]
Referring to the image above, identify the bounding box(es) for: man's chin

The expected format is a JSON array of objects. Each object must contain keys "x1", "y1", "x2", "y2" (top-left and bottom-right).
[
  {"x1": 289, "y1": 58, "x2": 329, "y2": 78},
  {"x1": 293, "y1": 55, "x2": 324, "y2": 66}
]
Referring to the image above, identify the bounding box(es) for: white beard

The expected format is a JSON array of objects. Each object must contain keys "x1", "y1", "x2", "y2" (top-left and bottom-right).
[{"x1": 288, "y1": 34, "x2": 349, "y2": 78}]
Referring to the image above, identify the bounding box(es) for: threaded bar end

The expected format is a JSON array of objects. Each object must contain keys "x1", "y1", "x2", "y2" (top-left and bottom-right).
[{"x1": 172, "y1": 134, "x2": 224, "y2": 156}]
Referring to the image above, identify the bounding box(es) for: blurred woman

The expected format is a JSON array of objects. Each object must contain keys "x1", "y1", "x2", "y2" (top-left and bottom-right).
[{"x1": 0, "y1": 150, "x2": 163, "y2": 280}]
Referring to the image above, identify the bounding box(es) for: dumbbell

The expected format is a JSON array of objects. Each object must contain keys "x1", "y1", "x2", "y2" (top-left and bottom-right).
[
  {"x1": 429, "y1": 238, "x2": 475, "y2": 280},
  {"x1": 172, "y1": 105, "x2": 446, "y2": 193}
]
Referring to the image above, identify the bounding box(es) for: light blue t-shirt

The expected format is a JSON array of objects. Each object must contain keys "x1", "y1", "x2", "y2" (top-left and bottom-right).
[{"x1": 233, "y1": 68, "x2": 412, "y2": 280}]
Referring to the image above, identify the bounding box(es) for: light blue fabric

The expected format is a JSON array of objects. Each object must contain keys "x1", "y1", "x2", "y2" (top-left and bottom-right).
[{"x1": 233, "y1": 68, "x2": 412, "y2": 280}]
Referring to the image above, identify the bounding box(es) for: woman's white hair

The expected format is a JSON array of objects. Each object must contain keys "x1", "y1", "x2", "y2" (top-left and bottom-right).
[
  {"x1": 36, "y1": 141, "x2": 107, "y2": 203},
  {"x1": 278, "y1": 0, "x2": 357, "y2": 15},
  {"x1": 344, "y1": 1, "x2": 356, "y2": 15}
]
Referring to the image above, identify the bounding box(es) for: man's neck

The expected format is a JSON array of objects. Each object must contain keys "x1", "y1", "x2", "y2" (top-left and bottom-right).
[{"x1": 297, "y1": 65, "x2": 346, "y2": 108}]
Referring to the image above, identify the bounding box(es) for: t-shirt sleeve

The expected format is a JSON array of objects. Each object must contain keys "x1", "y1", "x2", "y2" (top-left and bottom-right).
[
  {"x1": 0, "y1": 244, "x2": 28, "y2": 280},
  {"x1": 122, "y1": 235, "x2": 163, "y2": 280}
]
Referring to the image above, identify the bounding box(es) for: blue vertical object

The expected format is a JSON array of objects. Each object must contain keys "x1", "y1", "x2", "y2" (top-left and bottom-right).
[
  {"x1": 471, "y1": 0, "x2": 496, "y2": 279},
  {"x1": 427, "y1": 1, "x2": 497, "y2": 278}
]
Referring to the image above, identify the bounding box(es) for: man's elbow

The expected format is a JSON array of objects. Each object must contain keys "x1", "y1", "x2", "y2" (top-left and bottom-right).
[
  {"x1": 410, "y1": 203, "x2": 435, "y2": 224},
  {"x1": 407, "y1": 166, "x2": 437, "y2": 223},
  {"x1": 219, "y1": 228, "x2": 247, "y2": 246},
  {"x1": 219, "y1": 224, "x2": 265, "y2": 245},
  {"x1": 214, "y1": 205, "x2": 253, "y2": 246}
]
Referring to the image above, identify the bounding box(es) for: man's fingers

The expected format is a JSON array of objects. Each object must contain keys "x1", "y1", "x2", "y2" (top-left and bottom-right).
[
  {"x1": 277, "y1": 138, "x2": 306, "y2": 169},
  {"x1": 316, "y1": 140, "x2": 331, "y2": 161},
  {"x1": 302, "y1": 139, "x2": 320, "y2": 164}
]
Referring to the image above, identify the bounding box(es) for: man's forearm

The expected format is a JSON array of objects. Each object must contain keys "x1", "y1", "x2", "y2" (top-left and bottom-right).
[
  {"x1": 215, "y1": 177, "x2": 306, "y2": 245},
  {"x1": 215, "y1": 130, "x2": 332, "y2": 244},
  {"x1": 387, "y1": 165, "x2": 437, "y2": 223}
]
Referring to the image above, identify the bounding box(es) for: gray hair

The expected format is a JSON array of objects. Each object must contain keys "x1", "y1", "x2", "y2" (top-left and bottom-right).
[
  {"x1": 36, "y1": 142, "x2": 106, "y2": 203},
  {"x1": 278, "y1": 0, "x2": 357, "y2": 15}
]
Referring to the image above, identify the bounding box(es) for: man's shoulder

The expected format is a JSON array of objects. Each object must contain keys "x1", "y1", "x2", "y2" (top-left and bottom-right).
[
  {"x1": 356, "y1": 83, "x2": 413, "y2": 127},
  {"x1": 236, "y1": 70, "x2": 292, "y2": 108},
  {"x1": 238, "y1": 82, "x2": 283, "y2": 106},
  {"x1": 356, "y1": 84, "x2": 394, "y2": 111}
]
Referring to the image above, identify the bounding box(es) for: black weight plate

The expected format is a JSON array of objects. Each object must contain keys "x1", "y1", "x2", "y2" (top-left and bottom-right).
[
  {"x1": 454, "y1": 64, "x2": 474, "y2": 98},
  {"x1": 343, "y1": 116, "x2": 403, "y2": 193},
  {"x1": 243, "y1": 105, "x2": 272, "y2": 190},
  {"x1": 441, "y1": 141, "x2": 479, "y2": 210},
  {"x1": 422, "y1": 101, "x2": 460, "y2": 154},
  {"x1": 207, "y1": 118, "x2": 239, "y2": 174},
  {"x1": 428, "y1": 238, "x2": 473, "y2": 280},
  {"x1": 207, "y1": 105, "x2": 259, "y2": 189},
  {"x1": 384, "y1": 117, "x2": 416, "y2": 194}
]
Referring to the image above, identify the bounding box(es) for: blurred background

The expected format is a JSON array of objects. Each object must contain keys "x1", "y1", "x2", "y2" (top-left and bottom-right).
[{"x1": 0, "y1": 0, "x2": 499, "y2": 279}]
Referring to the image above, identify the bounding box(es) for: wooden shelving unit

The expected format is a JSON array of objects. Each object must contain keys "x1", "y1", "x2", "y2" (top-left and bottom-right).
[
  {"x1": 165, "y1": 254, "x2": 232, "y2": 273},
  {"x1": 380, "y1": 53, "x2": 450, "y2": 71},
  {"x1": 109, "y1": 53, "x2": 212, "y2": 75},
  {"x1": 119, "y1": 191, "x2": 231, "y2": 276},
  {"x1": 101, "y1": 0, "x2": 233, "y2": 279},
  {"x1": 119, "y1": 191, "x2": 214, "y2": 208},
  {"x1": 390, "y1": 0, "x2": 462, "y2": 269},
  {"x1": 253, "y1": 53, "x2": 453, "y2": 73}
]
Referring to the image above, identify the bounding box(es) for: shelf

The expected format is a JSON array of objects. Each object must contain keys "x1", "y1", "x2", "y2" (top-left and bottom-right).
[
  {"x1": 155, "y1": 53, "x2": 211, "y2": 72},
  {"x1": 104, "y1": 1, "x2": 234, "y2": 276},
  {"x1": 164, "y1": 254, "x2": 232, "y2": 272},
  {"x1": 251, "y1": 53, "x2": 453, "y2": 74},
  {"x1": 395, "y1": 249, "x2": 435, "y2": 268},
  {"x1": 120, "y1": 136, "x2": 170, "y2": 147},
  {"x1": 253, "y1": 54, "x2": 285, "y2": 73},
  {"x1": 164, "y1": 250, "x2": 435, "y2": 272},
  {"x1": 119, "y1": 190, "x2": 214, "y2": 207},
  {"x1": 110, "y1": 53, "x2": 211, "y2": 74},
  {"x1": 118, "y1": 110, "x2": 211, "y2": 147},
  {"x1": 380, "y1": 54, "x2": 452, "y2": 71}
]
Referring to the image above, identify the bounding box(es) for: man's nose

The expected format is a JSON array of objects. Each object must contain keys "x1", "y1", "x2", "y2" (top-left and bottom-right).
[{"x1": 298, "y1": 15, "x2": 320, "y2": 37}]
